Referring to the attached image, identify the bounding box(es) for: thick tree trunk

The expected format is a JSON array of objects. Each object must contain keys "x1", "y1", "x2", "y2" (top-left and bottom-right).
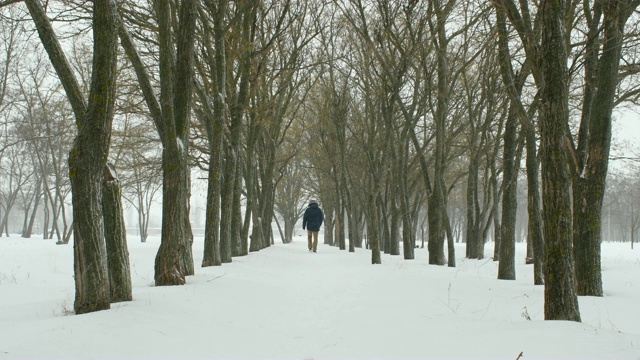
[
  {"x1": 540, "y1": 0, "x2": 581, "y2": 322},
  {"x1": 573, "y1": 179, "x2": 604, "y2": 295},
  {"x1": 102, "y1": 164, "x2": 132, "y2": 303},
  {"x1": 155, "y1": 146, "x2": 188, "y2": 285},
  {"x1": 427, "y1": 188, "x2": 446, "y2": 265},
  {"x1": 154, "y1": 0, "x2": 197, "y2": 286},
  {"x1": 572, "y1": 2, "x2": 631, "y2": 297},
  {"x1": 70, "y1": 154, "x2": 111, "y2": 314},
  {"x1": 27, "y1": 0, "x2": 119, "y2": 314}
]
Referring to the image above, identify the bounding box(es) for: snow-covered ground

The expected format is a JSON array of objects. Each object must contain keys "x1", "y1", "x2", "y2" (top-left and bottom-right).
[{"x1": 1, "y1": 233, "x2": 638, "y2": 359}]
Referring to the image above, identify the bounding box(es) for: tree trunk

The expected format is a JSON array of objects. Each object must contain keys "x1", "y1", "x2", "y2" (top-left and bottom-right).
[
  {"x1": 524, "y1": 124, "x2": 545, "y2": 285},
  {"x1": 466, "y1": 145, "x2": 479, "y2": 259},
  {"x1": 154, "y1": 0, "x2": 197, "y2": 286},
  {"x1": 492, "y1": 172, "x2": 501, "y2": 261},
  {"x1": 367, "y1": 192, "x2": 381, "y2": 264},
  {"x1": 498, "y1": 108, "x2": 519, "y2": 280},
  {"x1": 335, "y1": 193, "x2": 346, "y2": 250},
  {"x1": 201, "y1": 107, "x2": 223, "y2": 264},
  {"x1": 539, "y1": 0, "x2": 581, "y2": 322},
  {"x1": 427, "y1": 187, "x2": 446, "y2": 265},
  {"x1": 428, "y1": 1, "x2": 449, "y2": 266},
  {"x1": 23, "y1": 178, "x2": 42, "y2": 238},
  {"x1": 242, "y1": 115, "x2": 258, "y2": 250},
  {"x1": 102, "y1": 164, "x2": 132, "y2": 303},
  {"x1": 232, "y1": 156, "x2": 246, "y2": 256},
  {"x1": 323, "y1": 207, "x2": 334, "y2": 246},
  {"x1": 201, "y1": 89, "x2": 223, "y2": 266},
  {"x1": 259, "y1": 159, "x2": 276, "y2": 250},
  {"x1": 182, "y1": 177, "x2": 195, "y2": 276},
  {"x1": 27, "y1": 0, "x2": 119, "y2": 314},
  {"x1": 155, "y1": 146, "x2": 188, "y2": 285},
  {"x1": 572, "y1": 2, "x2": 632, "y2": 297}
]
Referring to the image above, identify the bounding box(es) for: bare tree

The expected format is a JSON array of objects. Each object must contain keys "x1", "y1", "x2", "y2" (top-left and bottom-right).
[
  {"x1": 118, "y1": 0, "x2": 198, "y2": 285},
  {"x1": 195, "y1": 0, "x2": 227, "y2": 267},
  {"x1": 273, "y1": 160, "x2": 306, "y2": 244},
  {"x1": 111, "y1": 114, "x2": 161, "y2": 243},
  {"x1": 569, "y1": 0, "x2": 640, "y2": 297},
  {"x1": 539, "y1": 0, "x2": 581, "y2": 321},
  {"x1": 24, "y1": 0, "x2": 121, "y2": 314},
  {"x1": 0, "y1": 135, "x2": 33, "y2": 235}
]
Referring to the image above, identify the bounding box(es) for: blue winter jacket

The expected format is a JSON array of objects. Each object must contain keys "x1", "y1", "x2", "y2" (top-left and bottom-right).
[{"x1": 303, "y1": 202, "x2": 324, "y2": 231}]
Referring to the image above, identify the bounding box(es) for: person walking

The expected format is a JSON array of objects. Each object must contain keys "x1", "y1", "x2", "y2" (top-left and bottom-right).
[{"x1": 302, "y1": 199, "x2": 324, "y2": 252}]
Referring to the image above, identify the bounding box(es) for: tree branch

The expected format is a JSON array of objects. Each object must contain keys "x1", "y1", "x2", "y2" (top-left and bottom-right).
[
  {"x1": 0, "y1": 0, "x2": 24, "y2": 9},
  {"x1": 25, "y1": 0, "x2": 87, "y2": 121},
  {"x1": 116, "y1": 12, "x2": 165, "y2": 138}
]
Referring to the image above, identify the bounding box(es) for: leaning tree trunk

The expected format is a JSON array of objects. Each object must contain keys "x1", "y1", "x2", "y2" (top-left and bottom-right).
[
  {"x1": 102, "y1": 164, "x2": 132, "y2": 303},
  {"x1": 539, "y1": 0, "x2": 581, "y2": 322},
  {"x1": 23, "y1": 178, "x2": 42, "y2": 238},
  {"x1": 26, "y1": 0, "x2": 119, "y2": 314}
]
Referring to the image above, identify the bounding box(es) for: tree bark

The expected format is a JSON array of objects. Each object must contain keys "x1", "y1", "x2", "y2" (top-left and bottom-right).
[
  {"x1": 539, "y1": 0, "x2": 581, "y2": 322},
  {"x1": 571, "y1": 1, "x2": 635, "y2": 297},
  {"x1": 102, "y1": 164, "x2": 132, "y2": 303},
  {"x1": 427, "y1": 0, "x2": 451, "y2": 266},
  {"x1": 498, "y1": 108, "x2": 519, "y2": 280},
  {"x1": 26, "y1": 0, "x2": 119, "y2": 314},
  {"x1": 23, "y1": 178, "x2": 42, "y2": 238},
  {"x1": 524, "y1": 122, "x2": 545, "y2": 285},
  {"x1": 154, "y1": 0, "x2": 197, "y2": 285},
  {"x1": 367, "y1": 192, "x2": 381, "y2": 264}
]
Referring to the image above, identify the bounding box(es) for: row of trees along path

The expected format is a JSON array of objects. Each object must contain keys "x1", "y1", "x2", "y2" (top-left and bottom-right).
[{"x1": 0, "y1": 0, "x2": 639, "y2": 320}]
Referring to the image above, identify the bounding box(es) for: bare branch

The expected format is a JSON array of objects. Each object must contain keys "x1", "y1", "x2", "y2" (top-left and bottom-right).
[{"x1": 0, "y1": 0, "x2": 24, "y2": 9}]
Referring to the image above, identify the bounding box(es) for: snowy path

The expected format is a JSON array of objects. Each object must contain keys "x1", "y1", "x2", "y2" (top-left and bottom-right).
[{"x1": 1, "y1": 235, "x2": 639, "y2": 359}]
